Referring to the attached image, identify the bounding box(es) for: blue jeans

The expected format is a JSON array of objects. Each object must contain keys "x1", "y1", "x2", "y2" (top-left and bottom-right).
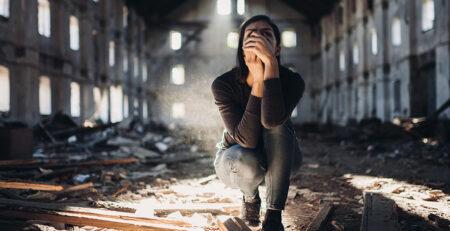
[{"x1": 214, "y1": 120, "x2": 302, "y2": 210}]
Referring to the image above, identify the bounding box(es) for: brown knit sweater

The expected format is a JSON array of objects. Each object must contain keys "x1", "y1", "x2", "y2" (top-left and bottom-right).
[{"x1": 211, "y1": 65, "x2": 305, "y2": 149}]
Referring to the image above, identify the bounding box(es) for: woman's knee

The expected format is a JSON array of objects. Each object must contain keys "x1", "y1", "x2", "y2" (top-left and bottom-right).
[{"x1": 217, "y1": 145, "x2": 265, "y2": 180}]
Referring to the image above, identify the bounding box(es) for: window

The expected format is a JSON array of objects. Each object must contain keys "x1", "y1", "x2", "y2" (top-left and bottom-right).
[
  {"x1": 0, "y1": 0, "x2": 9, "y2": 18},
  {"x1": 282, "y1": 30, "x2": 297, "y2": 48},
  {"x1": 133, "y1": 55, "x2": 139, "y2": 78},
  {"x1": 339, "y1": 50, "x2": 346, "y2": 71},
  {"x1": 123, "y1": 49, "x2": 128, "y2": 72},
  {"x1": 237, "y1": 0, "x2": 245, "y2": 15},
  {"x1": 353, "y1": 44, "x2": 359, "y2": 65},
  {"x1": 172, "y1": 103, "x2": 185, "y2": 118},
  {"x1": 0, "y1": 65, "x2": 10, "y2": 112},
  {"x1": 93, "y1": 87, "x2": 109, "y2": 122},
  {"x1": 371, "y1": 28, "x2": 378, "y2": 55},
  {"x1": 109, "y1": 41, "x2": 115, "y2": 66},
  {"x1": 39, "y1": 76, "x2": 51, "y2": 115},
  {"x1": 394, "y1": 80, "x2": 401, "y2": 112},
  {"x1": 123, "y1": 7, "x2": 128, "y2": 28},
  {"x1": 38, "y1": 0, "x2": 51, "y2": 37},
  {"x1": 227, "y1": 32, "x2": 239, "y2": 49},
  {"x1": 142, "y1": 63, "x2": 147, "y2": 82},
  {"x1": 392, "y1": 17, "x2": 401, "y2": 46},
  {"x1": 69, "y1": 16, "x2": 79, "y2": 50},
  {"x1": 123, "y1": 95, "x2": 129, "y2": 118},
  {"x1": 142, "y1": 100, "x2": 148, "y2": 119},
  {"x1": 217, "y1": 0, "x2": 231, "y2": 15},
  {"x1": 171, "y1": 64, "x2": 185, "y2": 85},
  {"x1": 422, "y1": 0, "x2": 435, "y2": 31},
  {"x1": 70, "y1": 82, "x2": 80, "y2": 117},
  {"x1": 371, "y1": 84, "x2": 377, "y2": 116},
  {"x1": 133, "y1": 98, "x2": 139, "y2": 116},
  {"x1": 110, "y1": 85, "x2": 123, "y2": 123},
  {"x1": 170, "y1": 31, "x2": 182, "y2": 50}
]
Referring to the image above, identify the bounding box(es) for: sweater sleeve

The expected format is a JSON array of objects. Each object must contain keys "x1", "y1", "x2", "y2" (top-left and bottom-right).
[
  {"x1": 261, "y1": 73, "x2": 305, "y2": 128},
  {"x1": 211, "y1": 79, "x2": 262, "y2": 149}
]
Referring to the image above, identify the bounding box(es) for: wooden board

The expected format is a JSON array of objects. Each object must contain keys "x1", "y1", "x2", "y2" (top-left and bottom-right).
[
  {"x1": 216, "y1": 216, "x2": 251, "y2": 231},
  {"x1": 306, "y1": 202, "x2": 334, "y2": 231},
  {"x1": 361, "y1": 191, "x2": 399, "y2": 231}
]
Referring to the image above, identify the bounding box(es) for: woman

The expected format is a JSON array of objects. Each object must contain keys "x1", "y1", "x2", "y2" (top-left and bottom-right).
[{"x1": 211, "y1": 15, "x2": 305, "y2": 230}]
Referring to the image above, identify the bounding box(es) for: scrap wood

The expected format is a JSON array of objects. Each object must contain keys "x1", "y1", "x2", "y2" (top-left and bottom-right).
[
  {"x1": 361, "y1": 192, "x2": 399, "y2": 231},
  {"x1": 306, "y1": 202, "x2": 334, "y2": 231},
  {"x1": 151, "y1": 203, "x2": 240, "y2": 216},
  {"x1": 0, "y1": 157, "x2": 139, "y2": 170},
  {"x1": 216, "y1": 216, "x2": 251, "y2": 231},
  {"x1": 0, "y1": 198, "x2": 194, "y2": 230},
  {"x1": 0, "y1": 207, "x2": 195, "y2": 231},
  {"x1": 112, "y1": 181, "x2": 130, "y2": 197},
  {"x1": 0, "y1": 181, "x2": 93, "y2": 192}
]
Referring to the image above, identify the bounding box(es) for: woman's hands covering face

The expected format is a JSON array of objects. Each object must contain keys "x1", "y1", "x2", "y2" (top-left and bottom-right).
[
  {"x1": 244, "y1": 48, "x2": 264, "y2": 83},
  {"x1": 243, "y1": 32, "x2": 277, "y2": 65}
]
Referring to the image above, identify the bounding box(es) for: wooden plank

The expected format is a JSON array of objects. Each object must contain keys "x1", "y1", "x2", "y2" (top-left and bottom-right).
[
  {"x1": 216, "y1": 216, "x2": 251, "y2": 231},
  {"x1": 0, "y1": 181, "x2": 93, "y2": 192},
  {"x1": 0, "y1": 181, "x2": 64, "y2": 191},
  {"x1": 0, "y1": 157, "x2": 139, "y2": 170},
  {"x1": 0, "y1": 208, "x2": 192, "y2": 231},
  {"x1": 306, "y1": 202, "x2": 334, "y2": 231},
  {"x1": 0, "y1": 198, "x2": 194, "y2": 230},
  {"x1": 361, "y1": 191, "x2": 399, "y2": 231}
]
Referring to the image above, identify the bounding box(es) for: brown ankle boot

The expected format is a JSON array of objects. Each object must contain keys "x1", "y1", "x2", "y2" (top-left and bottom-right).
[{"x1": 240, "y1": 194, "x2": 261, "y2": 227}]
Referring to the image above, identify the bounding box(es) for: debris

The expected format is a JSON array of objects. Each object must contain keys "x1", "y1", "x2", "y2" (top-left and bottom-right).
[
  {"x1": 73, "y1": 174, "x2": 91, "y2": 183},
  {"x1": 216, "y1": 216, "x2": 251, "y2": 231},
  {"x1": 0, "y1": 181, "x2": 93, "y2": 193},
  {"x1": 306, "y1": 202, "x2": 334, "y2": 231}
]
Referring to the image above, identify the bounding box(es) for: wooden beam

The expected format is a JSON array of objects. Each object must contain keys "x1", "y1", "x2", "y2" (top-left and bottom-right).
[
  {"x1": 361, "y1": 192, "x2": 400, "y2": 231},
  {"x1": 0, "y1": 198, "x2": 194, "y2": 230},
  {"x1": 216, "y1": 216, "x2": 251, "y2": 231},
  {"x1": 0, "y1": 157, "x2": 139, "y2": 170},
  {"x1": 0, "y1": 181, "x2": 93, "y2": 192},
  {"x1": 306, "y1": 202, "x2": 334, "y2": 231}
]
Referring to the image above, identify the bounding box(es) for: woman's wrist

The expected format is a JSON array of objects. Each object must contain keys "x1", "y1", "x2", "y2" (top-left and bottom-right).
[{"x1": 264, "y1": 58, "x2": 279, "y2": 80}]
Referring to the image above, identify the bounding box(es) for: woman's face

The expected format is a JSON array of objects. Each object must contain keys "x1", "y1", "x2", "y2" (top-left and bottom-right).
[{"x1": 243, "y1": 20, "x2": 280, "y2": 59}]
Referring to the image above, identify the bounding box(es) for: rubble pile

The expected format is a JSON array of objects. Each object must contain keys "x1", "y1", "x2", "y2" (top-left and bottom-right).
[{"x1": 0, "y1": 114, "x2": 237, "y2": 231}]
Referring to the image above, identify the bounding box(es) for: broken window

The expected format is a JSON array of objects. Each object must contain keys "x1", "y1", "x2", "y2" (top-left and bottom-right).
[
  {"x1": 171, "y1": 64, "x2": 185, "y2": 85},
  {"x1": 39, "y1": 76, "x2": 52, "y2": 115},
  {"x1": 38, "y1": 0, "x2": 51, "y2": 37},
  {"x1": 227, "y1": 32, "x2": 239, "y2": 49},
  {"x1": 142, "y1": 100, "x2": 148, "y2": 119},
  {"x1": 0, "y1": 65, "x2": 10, "y2": 112},
  {"x1": 123, "y1": 95, "x2": 129, "y2": 118},
  {"x1": 339, "y1": 50, "x2": 346, "y2": 71},
  {"x1": 170, "y1": 31, "x2": 182, "y2": 50},
  {"x1": 110, "y1": 85, "x2": 123, "y2": 123},
  {"x1": 172, "y1": 103, "x2": 185, "y2": 118},
  {"x1": 237, "y1": 0, "x2": 245, "y2": 15},
  {"x1": 123, "y1": 49, "x2": 128, "y2": 72},
  {"x1": 422, "y1": 0, "x2": 435, "y2": 31},
  {"x1": 0, "y1": 0, "x2": 9, "y2": 18},
  {"x1": 353, "y1": 44, "x2": 359, "y2": 65},
  {"x1": 371, "y1": 28, "x2": 378, "y2": 55},
  {"x1": 142, "y1": 63, "x2": 147, "y2": 82},
  {"x1": 133, "y1": 55, "x2": 139, "y2": 78},
  {"x1": 217, "y1": 0, "x2": 231, "y2": 15},
  {"x1": 392, "y1": 17, "x2": 401, "y2": 46},
  {"x1": 69, "y1": 16, "x2": 79, "y2": 50},
  {"x1": 70, "y1": 82, "x2": 81, "y2": 117},
  {"x1": 282, "y1": 30, "x2": 297, "y2": 48},
  {"x1": 394, "y1": 80, "x2": 401, "y2": 112},
  {"x1": 123, "y1": 6, "x2": 128, "y2": 28},
  {"x1": 109, "y1": 41, "x2": 115, "y2": 67}
]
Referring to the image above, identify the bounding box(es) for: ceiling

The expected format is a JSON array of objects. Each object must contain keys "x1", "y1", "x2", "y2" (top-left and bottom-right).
[{"x1": 126, "y1": 0, "x2": 338, "y2": 25}]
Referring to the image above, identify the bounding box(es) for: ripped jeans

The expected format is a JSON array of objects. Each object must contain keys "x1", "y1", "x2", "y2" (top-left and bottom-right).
[{"x1": 214, "y1": 120, "x2": 302, "y2": 210}]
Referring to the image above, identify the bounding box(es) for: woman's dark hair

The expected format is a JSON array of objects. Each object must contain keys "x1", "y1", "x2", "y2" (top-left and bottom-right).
[{"x1": 236, "y1": 15, "x2": 281, "y2": 83}]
